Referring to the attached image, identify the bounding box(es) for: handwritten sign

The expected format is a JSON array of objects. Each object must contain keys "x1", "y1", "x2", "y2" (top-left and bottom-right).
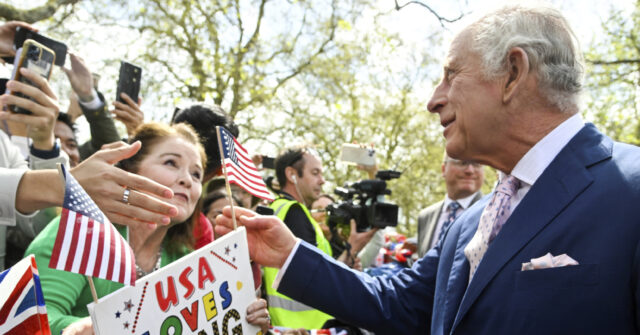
[{"x1": 88, "y1": 228, "x2": 260, "y2": 335}]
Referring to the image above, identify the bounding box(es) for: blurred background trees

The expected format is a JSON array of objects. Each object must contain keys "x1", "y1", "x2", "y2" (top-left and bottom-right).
[{"x1": 1, "y1": 0, "x2": 637, "y2": 236}]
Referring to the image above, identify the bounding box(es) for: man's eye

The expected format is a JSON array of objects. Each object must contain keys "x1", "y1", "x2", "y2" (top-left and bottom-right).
[
  {"x1": 445, "y1": 68, "x2": 456, "y2": 81},
  {"x1": 164, "y1": 159, "x2": 177, "y2": 167}
]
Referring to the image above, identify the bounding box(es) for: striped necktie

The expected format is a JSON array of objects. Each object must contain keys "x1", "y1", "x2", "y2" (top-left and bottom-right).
[{"x1": 437, "y1": 201, "x2": 461, "y2": 244}]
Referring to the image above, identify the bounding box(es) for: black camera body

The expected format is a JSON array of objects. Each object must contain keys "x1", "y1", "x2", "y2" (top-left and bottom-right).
[{"x1": 326, "y1": 170, "x2": 401, "y2": 232}]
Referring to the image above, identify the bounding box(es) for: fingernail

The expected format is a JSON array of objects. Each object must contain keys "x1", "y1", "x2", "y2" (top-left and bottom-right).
[
  {"x1": 164, "y1": 189, "x2": 173, "y2": 198},
  {"x1": 162, "y1": 216, "x2": 171, "y2": 225},
  {"x1": 169, "y1": 207, "x2": 178, "y2": 216}
]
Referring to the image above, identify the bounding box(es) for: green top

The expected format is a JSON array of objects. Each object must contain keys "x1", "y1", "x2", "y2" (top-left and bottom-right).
[{"x1": 25, "y1": 216, "x2": 189, "y2": 335}]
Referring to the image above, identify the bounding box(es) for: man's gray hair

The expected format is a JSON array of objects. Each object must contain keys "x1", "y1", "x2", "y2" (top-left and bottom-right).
[{"x1": 468, "y1": 4, "x2": 584, "y2": 113}]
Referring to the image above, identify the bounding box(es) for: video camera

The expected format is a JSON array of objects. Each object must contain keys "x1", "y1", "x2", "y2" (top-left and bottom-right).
[{"x1": 326, "y1": 170, "x2": 401, "y2": 232}]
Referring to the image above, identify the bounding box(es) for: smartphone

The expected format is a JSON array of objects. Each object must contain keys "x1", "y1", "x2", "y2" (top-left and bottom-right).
[
  {"x1": 339, "y1": 143, "x2": 376, "y2": 166},
  {"x1": 9, "y1": 39, "x2": 56, "y2": 115},
  {"x1": 116, "y1": 61, "x2": 142, "y2": 104},
  {"x1": 0, "y1": 78, "x2": 7, "y2": 95},
  {"x1": 261, "y1": 155, "x2": 275, "y2": 169},
  {"x1": 10, "y1": 27, "x2": 67, "y2": 67}
]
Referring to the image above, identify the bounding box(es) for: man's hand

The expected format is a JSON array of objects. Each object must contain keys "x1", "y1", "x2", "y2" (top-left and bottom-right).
[
  {"x1": 112, "y1": 93, "x2": 144, "y2": 137},
  {"x1": 72, "y1": 141, "x2": 178, "y2": 229},
  {"x1": 0, "y1": 21, "x2": 36, "y2": 58},
  {"x1": 246, "y1": 298, "x2": 270, "y2": 334},
  {"x1": 62, "y1": 53, "x2": 94, "y2": 102},
  {"x1": 215, "y1": 206, "x2": 297, "y2": 268},
  {"x1": 347, "y1": 219, "x2": 378, "y2": 254},
  {"x1": 0, "y1": 68, "x2": 59, "y2": 150}
]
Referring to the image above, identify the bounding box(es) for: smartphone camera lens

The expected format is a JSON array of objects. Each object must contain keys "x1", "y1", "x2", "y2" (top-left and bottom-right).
[{"x1": 27, "y1": 47, "x2": 39, "y2": 61}]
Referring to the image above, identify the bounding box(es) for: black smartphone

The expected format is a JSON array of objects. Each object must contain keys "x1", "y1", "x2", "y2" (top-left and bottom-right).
[
  {"x1": 10, "y1": 27, "x2": 67, "y2": 67},
  {"x1": 262, "y1": 155, "x2": 275, "y2": 169},
  {"x1": 9, "y1": 39, "x2": 56, "y2": 115},
  {"x1": 0, "y1": 78, "x2": 7, "y2": 95},
  {"x1": 116, "y1": 61, "x2": 142, "y2": 104}
]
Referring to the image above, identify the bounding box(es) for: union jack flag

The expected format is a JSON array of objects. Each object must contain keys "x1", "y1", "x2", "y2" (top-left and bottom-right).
[
  {"x1": 0, "y1": 255, "x2": 51, "y2": 335},
  {"x1": 49, "y1": 165, "x2": 136, "y2": 286},
  {"x1": 218, "y1": 126, "x2": 275, "y2": 201}
]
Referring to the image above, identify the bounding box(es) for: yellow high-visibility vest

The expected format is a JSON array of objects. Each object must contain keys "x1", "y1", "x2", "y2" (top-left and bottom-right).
[{"x1": 263, "y1": 198, "x2": 333, "y2": 329}]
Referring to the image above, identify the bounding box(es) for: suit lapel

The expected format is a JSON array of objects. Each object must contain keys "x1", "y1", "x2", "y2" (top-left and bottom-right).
[
  {"x1": 450, "y1": 124, "x2": 612, "y2": 331},
  {"x1": 422, "y1": 202, "x2": 444, "y2": 253}
]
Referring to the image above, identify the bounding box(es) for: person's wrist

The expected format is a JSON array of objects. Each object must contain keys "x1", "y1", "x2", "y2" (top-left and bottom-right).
[
  {"x1": 30, "y1": 138, "x2": 60, "y2": 159},
  {"x1": 31, "y1": 134, "x2": 55, "y2": 152},
  {"x1": 77, "y1": 88, "x2": 96, "y2": 103}
]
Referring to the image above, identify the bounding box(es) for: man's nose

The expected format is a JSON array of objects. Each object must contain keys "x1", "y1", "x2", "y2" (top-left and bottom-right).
[{"x1": 427, "y1": 81, "x2": 447, "y2": 114}]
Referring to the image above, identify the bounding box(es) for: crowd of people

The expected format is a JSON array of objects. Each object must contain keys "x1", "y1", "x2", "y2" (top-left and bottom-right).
[{"x1": 1, "y1": 2, "x2": 640, "y2": 335}]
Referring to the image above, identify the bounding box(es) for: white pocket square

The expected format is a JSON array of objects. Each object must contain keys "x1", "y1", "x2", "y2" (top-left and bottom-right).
[{"x1": 521, "y1": 252, "x2": 579, "y2": 271}]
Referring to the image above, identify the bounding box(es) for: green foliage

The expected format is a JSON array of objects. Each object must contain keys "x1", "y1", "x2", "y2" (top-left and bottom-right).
[{"x1": 584, "y1": 2, "x2": 640, "y2": 145}]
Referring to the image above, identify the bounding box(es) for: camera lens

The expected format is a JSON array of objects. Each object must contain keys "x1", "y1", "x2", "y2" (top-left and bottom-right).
[{"x1": 27, "y1": 46, "x2": 39, "y2": 61}]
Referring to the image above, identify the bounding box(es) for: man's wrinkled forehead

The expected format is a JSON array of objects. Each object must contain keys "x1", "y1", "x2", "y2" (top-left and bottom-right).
[{"x1": 445, "y1": 29, "x2": 474, "y2": 65}]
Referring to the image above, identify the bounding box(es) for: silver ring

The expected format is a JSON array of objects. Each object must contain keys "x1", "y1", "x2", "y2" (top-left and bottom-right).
[{"x1": 122, "y1": 188, "x2": 131, "y2": 204}]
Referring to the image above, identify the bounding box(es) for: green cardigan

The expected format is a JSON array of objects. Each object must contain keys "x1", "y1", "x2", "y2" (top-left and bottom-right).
[{"x1": 26, "y1": 216, "x2": 189, "y2": 335}]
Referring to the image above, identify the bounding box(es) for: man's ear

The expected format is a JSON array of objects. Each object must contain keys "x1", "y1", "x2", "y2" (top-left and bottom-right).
[
  {"x1": 285, "y1": 166, "x2": 297, "y2": 184},
  {"x1": 503, "y1": 47, "x2": 530, "y2": 103}
]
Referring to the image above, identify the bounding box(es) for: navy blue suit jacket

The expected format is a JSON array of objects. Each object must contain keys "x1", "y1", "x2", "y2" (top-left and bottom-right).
[{"x1": 278, "y1": 124, "x2": 640, "y2": 334}]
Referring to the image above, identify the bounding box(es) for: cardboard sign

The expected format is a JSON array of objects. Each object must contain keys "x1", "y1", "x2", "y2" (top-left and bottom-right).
[{"x1": 88, "y1": 228, "x2": 261, "y2": 335}]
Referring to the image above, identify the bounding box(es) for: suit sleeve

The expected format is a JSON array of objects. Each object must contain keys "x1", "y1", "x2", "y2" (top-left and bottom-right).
[
  {"x1": 278, "y1": 240, "x2": 437, "y2": 334},
  {"x1": 78, "y1": 91, "x2": 122, "y2": 160}
]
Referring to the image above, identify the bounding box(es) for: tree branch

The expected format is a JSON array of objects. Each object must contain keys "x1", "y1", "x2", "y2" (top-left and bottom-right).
[
  {"x1": 0, "y1": 0, "x2": 81, "y2": 23},
  {"x1": 393, "y1": 0, "x2": 463, "y2": 27},
  {"x1": 587, "y1": 59, "x2": 640, "y2": 65}
]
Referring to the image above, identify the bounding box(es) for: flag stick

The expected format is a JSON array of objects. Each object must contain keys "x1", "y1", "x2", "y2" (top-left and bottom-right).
[
  {"x1": 216, "y1": 126, "x2": 238, "y2": 230},
  {"x1": 87, "y1": 276, "x2": 99, "y2": 304}
]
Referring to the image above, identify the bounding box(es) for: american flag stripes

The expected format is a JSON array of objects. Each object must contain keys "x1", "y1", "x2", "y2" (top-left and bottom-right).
[
  {"x1": 0, "y1": 255, "x2": 51, "y2": 335},
  {"x1": 49, "y1": 165, "x2": 136, "y2": 286},
  {"x1": 218, "y1": 127, "x2": 275, "y2": 201}
]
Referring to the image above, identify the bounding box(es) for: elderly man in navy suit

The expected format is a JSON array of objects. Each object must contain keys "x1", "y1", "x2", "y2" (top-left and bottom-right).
[{"x1": 217, "y1": 4, "x2": 640, "y2": 334}]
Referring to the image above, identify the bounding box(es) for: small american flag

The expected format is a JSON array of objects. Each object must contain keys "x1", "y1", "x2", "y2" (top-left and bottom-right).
[
  {"x1": 0, "y1": 255, "x2": 51, "y2": 335},
  {"x1": 49, "y1": 165, "x2": 136, "y2": 286},
  {"x1": 218, "y1": 127, "x2": 275, "y2": 201}
]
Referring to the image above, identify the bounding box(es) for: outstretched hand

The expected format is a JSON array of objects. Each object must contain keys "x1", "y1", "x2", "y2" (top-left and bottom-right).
[
  {"x1": 71, "y1": 141, "x2": 178, "y2": 229},
  {"x1": 62, "y1": 53, "x2": 95, "y2": 102},
  {"x1": 215, "y1": 206, "x2": 297, "y2": 268}
]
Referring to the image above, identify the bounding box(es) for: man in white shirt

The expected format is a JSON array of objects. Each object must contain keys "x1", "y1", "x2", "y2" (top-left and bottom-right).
[{"x1": 416, "y1": 154, "x2": 484, "y2": 257}]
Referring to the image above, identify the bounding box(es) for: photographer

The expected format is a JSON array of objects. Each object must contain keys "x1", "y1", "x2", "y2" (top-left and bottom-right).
[
  {"x1": 264, "y1": 145, "x2": 378, "y2": 330},
  {"x1": 263, "y1": 145, "x2": 333, "y2": 330}
]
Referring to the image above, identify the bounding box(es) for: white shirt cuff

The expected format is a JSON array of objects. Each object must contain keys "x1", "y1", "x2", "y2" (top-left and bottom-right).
[
  {"x1": 77, "y1": 89, "x2": 103, "y2": 110},
  {"x1": 272, "y1": 239, "x2": 302, "y2": 290}
]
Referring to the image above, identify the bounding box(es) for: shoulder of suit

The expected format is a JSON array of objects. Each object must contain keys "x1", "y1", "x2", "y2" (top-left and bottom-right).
[{"x1": 418, "y1": 200, "x2": 444, "y2": 217}]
